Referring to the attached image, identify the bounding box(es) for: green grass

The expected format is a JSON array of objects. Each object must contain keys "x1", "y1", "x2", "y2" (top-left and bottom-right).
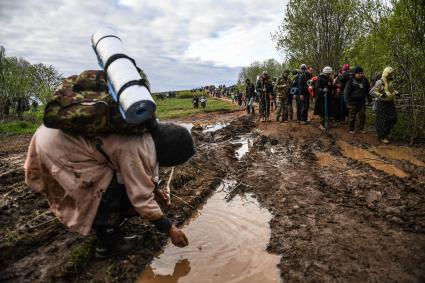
[
  {"x1": 155, "y1": 97, "x2": 238, "y2": 120},
  {"x1": 66, "y1": 241, "x2": 95, "y2": 273},
  {"x1": 0, "y1": 98, "x2": 237, "y2": 135},
  {"x1": 0, "y1": 120, "x2": 40, "y2": 135},
  {"x1": 0, "y1": 109, "x2": 43, "y2": 135}
]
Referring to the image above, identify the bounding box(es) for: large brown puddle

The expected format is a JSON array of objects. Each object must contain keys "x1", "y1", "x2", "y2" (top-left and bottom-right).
[
  {"x1": 337, "y1": 141, "x2": 409, "y2": 178},
  {"x1": 138, "y1": 180, "x2": 281, "y2": 283},
  {"x1": 372, "y1": 145, "x2": 425, "y2": 167}
]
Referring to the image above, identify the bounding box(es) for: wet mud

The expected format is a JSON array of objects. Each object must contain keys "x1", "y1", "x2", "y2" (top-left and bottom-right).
[
  {"x1": 337, "y1": 140, "x2": 409, "y2": 178},
  {"x1": 1, "y1": 111, "x2": 425, "y2": 282}
]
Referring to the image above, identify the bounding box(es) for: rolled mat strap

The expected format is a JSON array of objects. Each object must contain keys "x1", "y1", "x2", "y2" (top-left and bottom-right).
[
  {"x1": 117, "y1": 79, "x2": 150, "y2": 100},
  {"x1": 104, "y1": 53, "x2": 138, "y2": 75},
  {"x1": 94, "y1": 35, "x2": 121, "y2": 50}
]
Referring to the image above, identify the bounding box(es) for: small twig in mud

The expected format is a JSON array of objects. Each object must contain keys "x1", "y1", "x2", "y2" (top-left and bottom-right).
[
  {"x1": 359, "y1": 157, "x2": 390, "y2": 164},
  {"x1": 170, "y1": 192, "x2": 198, "y2": 212},
  {"x1": 238, "y1": 182, "x2": 254, "y2": 188},
  {"x1": 225, "y1": 181, "x2": 255, "y2": 198},
  {"x1": 0, "y1": 190, "x2": 15, "y2": 205},
  {"x1": 0, "y1": 167, "x2": 21, "y2": 178},
  {"x1": 26, "y1": 218, "x2": 58, "y2": 231},
  {"x1": 166, "y1": 167, "x2": 175, "y2": 205},
  {"x1": 225, "y1": 183, "x2": 242, "y2": 197},
  {"x1": 196, "y1": 143, "x2": 209, "y2": 149},
  {"x1": 17, "y1": 210, "x2": 54, "y2": 231}
]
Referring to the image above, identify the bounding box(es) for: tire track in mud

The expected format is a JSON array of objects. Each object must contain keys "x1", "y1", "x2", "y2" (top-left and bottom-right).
[{"x1": 228, "y1": 121, "x2": 425, "y2": 283}]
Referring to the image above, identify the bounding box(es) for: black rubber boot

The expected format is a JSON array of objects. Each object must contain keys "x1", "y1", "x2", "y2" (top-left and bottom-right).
[
  {"x1": 93, "y1": 174, "x2": 141, "y2": 258},
  {"x1": 95, "y1": 226, "x2": 141, "y2": 258}
]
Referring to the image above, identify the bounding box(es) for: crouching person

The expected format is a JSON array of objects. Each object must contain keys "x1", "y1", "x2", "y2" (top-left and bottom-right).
[{"x1": 24, "y1": 122, "x2": 194, "y2": 257}]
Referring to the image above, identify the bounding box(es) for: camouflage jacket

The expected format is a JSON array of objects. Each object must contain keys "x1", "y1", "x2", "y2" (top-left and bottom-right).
[
  {"x1": 44, "y1": 70, "x2": 152, "y2": 136},
  {"x1": 275, "y1": 77, "x2": 292, "y2": 99}
]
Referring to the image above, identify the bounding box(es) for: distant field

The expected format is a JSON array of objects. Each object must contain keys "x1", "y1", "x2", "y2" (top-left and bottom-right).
[
  {"x1": 155, "y1": 98, "x2": 238, "y2": 120},
  {"x1": 0, "y1": 98, "x2": 237, "y2": 135}
]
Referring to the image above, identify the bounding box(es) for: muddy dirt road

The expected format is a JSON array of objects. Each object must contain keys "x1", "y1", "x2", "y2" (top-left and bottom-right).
[{"x1": 1, "y1": 110, "x2": 425, "y2": 282}]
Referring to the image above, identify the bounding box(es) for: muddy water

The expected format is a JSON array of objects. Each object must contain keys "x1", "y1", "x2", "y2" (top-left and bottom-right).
[
  {"x1": 138, "y1": 180, "x2": 281, "y2": 283},
  {"x1": 372, "y1": 145, "x2": 425, "y2": 167},
  {"x1": 337, "y1": 141, "x2": 409, "y2": 178},
  {"x1": 179, "y1": 123, "x2": 229, "y2": 133},
  {"x1": 233, "y1": 137, "x2": 253, "y2": 160},
  {"x1": 315, "y1": 152, "x2": 344, "y2": 168},
  {"x1": 179, "y1": 123, "x2": 194, "y2": 132},
  {"x1": 203, "y1": 123, "x2": 229, "y2": 133}
]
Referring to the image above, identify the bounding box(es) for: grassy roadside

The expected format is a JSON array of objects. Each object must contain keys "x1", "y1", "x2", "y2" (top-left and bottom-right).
[
  {"x1": 0, "y1": 120, "x2": 40, "y2": 135},
  {"x1": 0, "y1": 98, "x2": 238, "y2": 135},
  {"x1": 155, "y1": 98, "x2": 238, "y2": 120}
]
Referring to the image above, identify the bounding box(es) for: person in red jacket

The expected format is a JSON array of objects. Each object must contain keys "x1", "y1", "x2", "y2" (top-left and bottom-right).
[
  {"x1": 334, "y1": 64, "x2": 351, "y2": 123},
  {"x1": 308, "y1": 76, "x2": 318, "y2": 98}
]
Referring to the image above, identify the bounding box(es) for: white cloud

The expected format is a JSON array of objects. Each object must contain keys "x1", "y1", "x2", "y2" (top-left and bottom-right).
[
  {"x1": 184, "y1": 16, "x2": 283, "y2": 67},
  {"x1": 0, "y1": 0, "x2": 286, "y2": 91}
]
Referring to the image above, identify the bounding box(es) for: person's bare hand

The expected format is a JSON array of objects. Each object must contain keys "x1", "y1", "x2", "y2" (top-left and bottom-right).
[
  {"x1": 300, "y1": 95, "x2": 305, "y2": 101},
  {"x1": 169, "y1": 225, "x2": 189, "y2": 248}
]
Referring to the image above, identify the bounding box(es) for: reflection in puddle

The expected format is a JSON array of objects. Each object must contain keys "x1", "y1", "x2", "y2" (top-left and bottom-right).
[
  {"x1": 203, "y1": 123, "x2": 229, "y2": 133},
  {"x1": 138, "y1": 181, "x2": 281, "y2": 283},
  {"x1": 233, "y1": 137, "x2": 253, "y2": 160},
  {"x1": 337, "y1": 141, "x2": 409, "y2": 178},
  {"x1": 179, "y1": 123, "x2": 229, "y2": 134},
  {"x1": 141, "y1": 259, "x2": 191, "y2": 283},
  {"x1": 372, "y1": 146, "x2": 425, "y2": 167},
  {"x1": 179, "y1": 123, "x2": 194, "y2": 132}
]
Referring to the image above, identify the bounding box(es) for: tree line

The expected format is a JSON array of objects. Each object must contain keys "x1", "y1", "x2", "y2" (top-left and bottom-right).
[
  {"x1": 238, "y1": 0, "x2": 425, "y2": 142},
  {"x1": 0, "y1": 46, "x2": 62, "y2": 120},
  {"x1": 238, "y1": 59, "x2": 288, "y2": 84}
]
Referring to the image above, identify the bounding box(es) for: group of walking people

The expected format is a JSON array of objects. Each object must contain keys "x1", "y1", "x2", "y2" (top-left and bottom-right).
[{"x1": 243, "y1": 64, "x2": 400, "y2": 144}]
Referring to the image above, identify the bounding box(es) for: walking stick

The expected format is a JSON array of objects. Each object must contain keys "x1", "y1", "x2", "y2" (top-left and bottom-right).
[
  {"x1": 265, "y1": 86, "x2": 270, "y2": 121},
  {"x1": 325, "y1": 92, "x2": 328, "y2": 129}
]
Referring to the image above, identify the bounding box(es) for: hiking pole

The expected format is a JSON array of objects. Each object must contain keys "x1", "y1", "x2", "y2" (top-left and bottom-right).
[
  {"x1": 264, "y1": 86, "x2": 269, "y2": 121},
  {"x1": 325, "y1": 92, "x2": 328, "y2": 129}
]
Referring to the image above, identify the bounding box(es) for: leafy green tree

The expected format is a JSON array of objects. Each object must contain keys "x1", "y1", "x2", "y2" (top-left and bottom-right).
[
  {"x1": 0, "y1": 46, "x2": 62, "y2": 119},
  {"x1": 273, "y1": 0, "x2": 385, "y2": 71},
  {"x1": 238, "y1": 59, "x2": 287, "y2": 84},
  {"x1": 32, "y1": 63, "x2": 62, "y2": 105}
]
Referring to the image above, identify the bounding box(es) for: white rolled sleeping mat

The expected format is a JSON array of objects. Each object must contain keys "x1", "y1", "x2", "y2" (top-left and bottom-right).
[{"x1": 91, "y1": 27, "x2": 156, "y2": 124}]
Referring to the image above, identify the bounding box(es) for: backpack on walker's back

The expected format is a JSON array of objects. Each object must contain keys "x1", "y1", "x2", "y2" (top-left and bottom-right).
[{"x1": 43, "y1": 70, "x2": 154, "y2": 136}]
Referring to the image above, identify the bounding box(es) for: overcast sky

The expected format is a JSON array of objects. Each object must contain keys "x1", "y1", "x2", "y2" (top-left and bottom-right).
[{"x1": 0, "y1": 0, "x2": 284, "y2": 91}]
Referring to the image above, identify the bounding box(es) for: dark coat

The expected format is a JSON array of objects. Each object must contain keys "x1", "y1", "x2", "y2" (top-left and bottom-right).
[
  {"x1": 256, "y1": 77, "x2": 273, "y2": 96},
  {"x1": 297, "y1": 71, "x2": 311, "y2": 97},
  {"x1": 343, "y1": 77, "x2": 371, "y2": 105},
  {"x1": 245, "y1": 83, "x2": 256, "y2": 99},
  {"x1": 335, "y1": 71, "x2": 352, "y2": 92},
  {"x1": 314, "y1": 74, "x2": 336, "y2": 117}
]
